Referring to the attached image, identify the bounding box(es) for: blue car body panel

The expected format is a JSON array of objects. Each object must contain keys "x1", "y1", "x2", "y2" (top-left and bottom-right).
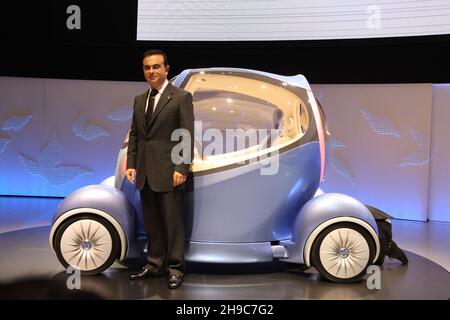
[
  {"x1": 281, "y1": 193, "x2": 379, "y2": 265},
  {"x1": 52, "y1": 184, "x2": 146, "y2": 262},
  {"x1": 185, "y1": 142, "x2": 320, "y2": 243}
]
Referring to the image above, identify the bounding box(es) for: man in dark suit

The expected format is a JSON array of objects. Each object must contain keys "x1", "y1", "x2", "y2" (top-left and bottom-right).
[{"x1": 126, "y1": 49, "x2": 194, "y2": 289}]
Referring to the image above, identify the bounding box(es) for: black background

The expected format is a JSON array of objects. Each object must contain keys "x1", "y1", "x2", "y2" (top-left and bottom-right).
[{"x1": 1, "y1": 0, "x2": 450, "y2": 83}]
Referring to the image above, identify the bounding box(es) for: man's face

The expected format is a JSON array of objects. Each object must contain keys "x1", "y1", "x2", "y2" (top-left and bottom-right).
[{"x1": 143, "y1": 54, "x2": 169, "y2": 89}]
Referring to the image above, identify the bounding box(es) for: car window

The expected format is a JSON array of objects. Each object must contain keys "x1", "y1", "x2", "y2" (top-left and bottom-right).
[{"x1": 193, "y1": 88, "x2": 283, "y2": 156}]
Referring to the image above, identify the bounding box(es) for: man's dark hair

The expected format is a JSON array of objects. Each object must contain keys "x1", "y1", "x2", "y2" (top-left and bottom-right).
[{"x1": 142, "y1": 49, "x2": 169, "y2": 66}]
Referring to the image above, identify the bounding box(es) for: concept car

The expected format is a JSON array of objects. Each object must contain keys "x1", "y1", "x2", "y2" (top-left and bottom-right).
[{"x1": 49, "y1": 68, "x2": 380, "y2": 283}]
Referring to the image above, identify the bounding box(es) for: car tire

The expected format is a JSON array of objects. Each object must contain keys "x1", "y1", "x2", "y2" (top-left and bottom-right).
[
  {"x1": 311, "y1": 222, "x2": 375, "y2": 283},
  {"x1": 54, "y1": 214, "x2": 121, "y2": 275}
]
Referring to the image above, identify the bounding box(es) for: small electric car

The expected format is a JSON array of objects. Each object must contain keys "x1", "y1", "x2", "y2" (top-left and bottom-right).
[{"x1": 49, "y1": 68, "x2": 380, "y2": 283}]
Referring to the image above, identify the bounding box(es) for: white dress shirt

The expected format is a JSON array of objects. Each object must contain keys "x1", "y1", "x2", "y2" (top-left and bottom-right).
[{"x1": 145, "y1": 79, "x2": 169, "y2": 114}]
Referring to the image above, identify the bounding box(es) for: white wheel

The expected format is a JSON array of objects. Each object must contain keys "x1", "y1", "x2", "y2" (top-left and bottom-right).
[
  {"x1": 54, "y1": 215, "x2": 120, "y2": 275},
  {"x1": 312, "y1": 223, "x2": 375, "y2": 282}
]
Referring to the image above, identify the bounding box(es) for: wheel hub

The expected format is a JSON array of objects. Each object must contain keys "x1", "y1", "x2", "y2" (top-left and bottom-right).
[
  {"x1": 81, "y1": 239, "x2": 93, "y2": 250},
  {"x1": 339, "y1": 247, "x2": 350, "y2": 259}
]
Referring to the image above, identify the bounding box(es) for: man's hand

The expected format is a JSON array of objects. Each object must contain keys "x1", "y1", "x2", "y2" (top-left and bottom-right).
[
  {"x1": 126, "y1": 168, "x2": 136, "y2": 184},
  {"x1": 173, "y1": 171, "x2": 187, "y2": 186}
]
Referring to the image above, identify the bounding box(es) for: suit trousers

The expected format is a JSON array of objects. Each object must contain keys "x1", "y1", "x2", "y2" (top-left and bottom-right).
[{"x1": 140, "y1": 179, "x2": 185, "y2": 277}]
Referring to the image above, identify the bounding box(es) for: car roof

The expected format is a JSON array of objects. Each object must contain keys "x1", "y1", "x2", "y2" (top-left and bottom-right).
[{"x1": 176, "y1": 67, "x2": 312, "y2": 91}]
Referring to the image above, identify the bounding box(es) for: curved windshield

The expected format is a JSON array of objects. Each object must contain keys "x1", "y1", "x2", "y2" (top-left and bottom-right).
[
  {"x1": 181, "y1": 71, "x2": 310, "y2": 171},
  {"x1": 194, "y1": 88, "x2": 283, "y2": 156}
]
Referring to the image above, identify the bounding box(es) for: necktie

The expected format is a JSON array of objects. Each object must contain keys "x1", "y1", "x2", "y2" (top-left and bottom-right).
[{"x1": 145, "y1": 89, "x2": 158, "y2": 128}]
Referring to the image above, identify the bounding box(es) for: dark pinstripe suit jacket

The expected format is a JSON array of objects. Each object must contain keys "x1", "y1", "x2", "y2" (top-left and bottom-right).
[{"x1": 126, "y1": 83, "x2": 195, "y2": 192}]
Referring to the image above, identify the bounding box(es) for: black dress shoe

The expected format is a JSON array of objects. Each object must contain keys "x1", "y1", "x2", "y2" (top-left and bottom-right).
[
  {"x1": 129, "y1": 267, "x2": 164, "y2": 280},
  {"x1": 167, "y1": 275, "x2": 183, "y2": 289}
]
